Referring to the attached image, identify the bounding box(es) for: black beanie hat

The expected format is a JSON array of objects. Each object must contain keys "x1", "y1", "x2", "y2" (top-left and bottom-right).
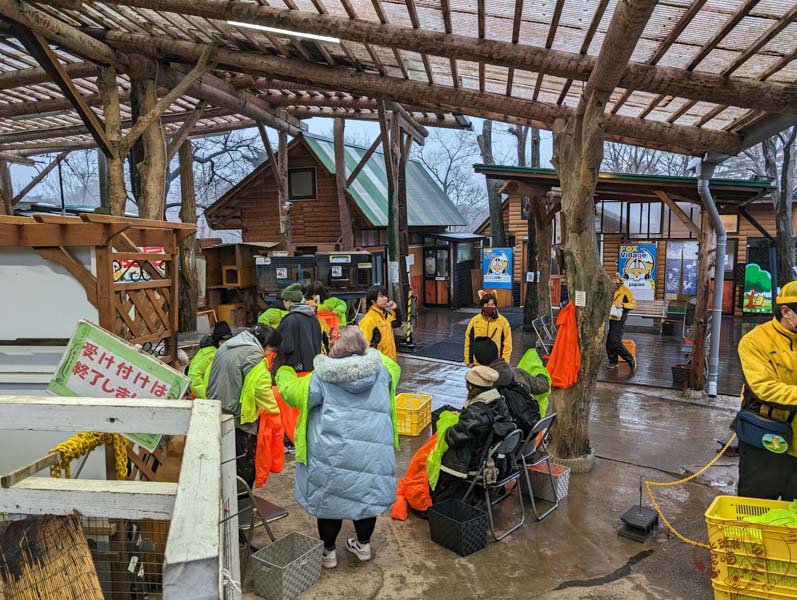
[
  {"x1": 472, "y1": 336, "x2": 499, "y2": 365},
  {"x1": 212, "y1": 321, "x2": 233, "y2": 343}
]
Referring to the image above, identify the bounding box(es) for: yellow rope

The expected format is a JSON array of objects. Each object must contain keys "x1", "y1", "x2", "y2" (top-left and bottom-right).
[
  {"x1": 50, "y1": 433, "x2": 129, "y2": 480},
  {"x1": 643, "y1": 433, "x2": 737, "y2": 549}
]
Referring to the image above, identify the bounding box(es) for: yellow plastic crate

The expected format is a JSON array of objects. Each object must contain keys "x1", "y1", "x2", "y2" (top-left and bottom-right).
[
  {"x1": 395, "y1": 393, "x2": 432, "y2": 436},
  {"x1": 705, "y1": 496, "x2": 797, "y2": 596},
  {"x1": 712, "y1": 580, "x2": 795, "y2": 600}
]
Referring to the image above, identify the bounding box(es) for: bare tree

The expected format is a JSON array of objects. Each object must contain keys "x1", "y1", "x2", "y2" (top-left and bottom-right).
[
  {"x1": 411, "y1": 128, "x2": 484, "y2": 228},
  {"x1": 478, "y1": 120, "x2": 507, "y2": 246},
  {"x1": 720, "y1": 127, "x2": 797, "y2": 286},
  {"x1": 38, "y1": 150, "x2": 100, "y2": 206},
  {"x1": 602, "y1": 142, "x2": 689, "y2": 176}
]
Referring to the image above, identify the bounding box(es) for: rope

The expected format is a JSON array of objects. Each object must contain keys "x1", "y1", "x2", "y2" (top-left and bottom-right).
[
  {"x1": 643, "y1": 433, "x2": 737, "y2": 549},
  {"x1": 50, "y1": 433, "x2": 129, "y2": 480}
]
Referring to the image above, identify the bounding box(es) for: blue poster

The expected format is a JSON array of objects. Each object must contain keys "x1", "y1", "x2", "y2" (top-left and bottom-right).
[
  {"x1": 483, "y1": 248, "x2": 513, "y2": 289},
  {"x1": 618, "y1": 243, "x2": 657, "y2": 301}
]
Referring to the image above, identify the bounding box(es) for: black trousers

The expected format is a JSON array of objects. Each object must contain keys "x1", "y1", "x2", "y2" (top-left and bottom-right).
[
  {"x1": 738, "y1": 441, "x2": 797, "y2": 501},
  {"x1": 317, "y1": 517, "x2": 376, "y2": 551},
  {"x1": 606, "y1": 313, "x2": 633, "y2": 365},
  {"x1": 235, "y1": 428, "x2": 257, "y2": 489}
]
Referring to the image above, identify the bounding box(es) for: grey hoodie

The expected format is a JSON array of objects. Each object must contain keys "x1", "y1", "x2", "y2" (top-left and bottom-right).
[{"x1": 206, "y1": 330, "x2": 263, "y2": 421}]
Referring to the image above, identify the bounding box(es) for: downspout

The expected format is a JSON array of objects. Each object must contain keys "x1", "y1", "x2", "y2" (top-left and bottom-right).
[{"x1": 691, "y1": 158, "x2": 725, "y2": 397}]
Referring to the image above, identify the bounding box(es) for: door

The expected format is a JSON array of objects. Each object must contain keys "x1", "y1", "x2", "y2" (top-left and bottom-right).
[{"x1": 423, "y1": 247, "x2": 450, "y2": 306}]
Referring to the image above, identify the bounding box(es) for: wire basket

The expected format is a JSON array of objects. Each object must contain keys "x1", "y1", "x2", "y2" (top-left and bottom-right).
[
  {"x1": 395, "y1": 393, "x2": 432, "y2": 436},
  {"x1": 706, "y1": 495, "x2": 797, "y2": 597},
  {"x1": 251, "y1": 532, "x2": 323, "y2": 600}
]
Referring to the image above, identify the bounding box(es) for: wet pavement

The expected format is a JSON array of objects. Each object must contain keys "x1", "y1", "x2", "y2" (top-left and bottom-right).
[
  {"x1": 409, "y1": 308, "x2": 761, "y2": 396},
  {"x1": 243, "y1": 355, "x2": 740, "y2": 600}
]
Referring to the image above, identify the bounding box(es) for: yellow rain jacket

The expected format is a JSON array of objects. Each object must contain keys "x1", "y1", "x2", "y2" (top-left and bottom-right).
[
  {"x1": 610, "y1": 284, "x2": 636, "y2": 320},
  {"x1": 738, "y1": 317, "x2": 797, "y2": 457},
  {"x1": 359, "y1": 306, "x2": 399, "y2": 361},
  {"x1": 464, "y1": 312, "x2": 512, "y2": 365}
]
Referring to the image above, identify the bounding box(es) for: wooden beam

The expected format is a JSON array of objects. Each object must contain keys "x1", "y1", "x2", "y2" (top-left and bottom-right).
[
  {"x1": 166, "y1": 101, "x2": 207, "y2": 162},
  {"x1": 0, "y1": 91, "x2": 131, "y2": 118},
  {"x1": 333, "y1": 117, "x2": 354, "y2": 249},
  {"x1": 57, "y1": 0, "x2": 797, "y2": 115},
  {"x1": 34, "y1": 246, "x2": 98, "y2": 307},
  {"x1": 163, "y1": 400, "x2": 221, "y2": 597},
  {"x1": 119, "y1": 47, "x2": 214, "y2": 155},
  {"x1": 97, "y1": 66, "x2": 126, "y2": 215},
  {"x1": 0, "y1": 452, "x2": 61, "y2": 488},
  {"x1": 256, "y1": 122, "x2": 282, "y2": 189},
  {"x1": 385, "y1": 101, "x2": 428, "y2": 145},
  {"x1": 346, "y1": 134, "x2": 381, "y2": 188},
  {"x1": 0, "y1": 396, "x2": 193, "y2": 434},
  {"x1": 0, "y1": 478, "x2": 177, "y2": 520},
  {"x1": 655, "y1": 190, "x2": 700, "y2": 238},
  {"x1": 10, "y1": 25, "x2": 116, "y2": 158},
  {"x1": 0, "y1": 62, "x2": 101, "y2": 90},
  {"x1": 98, "y1": 31, "x2": 743, "y2": 156},
  {"x1": 0, "y1": 151, "x2": 34, "y2": 166},
  {"x1": 12, "y1": 151, "x2": 70, "y2": 205}
]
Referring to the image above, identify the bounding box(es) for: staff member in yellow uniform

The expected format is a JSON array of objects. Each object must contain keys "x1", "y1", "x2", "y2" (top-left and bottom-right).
[
  {"x1": 465, "y1": 292, "x2": 512, "y2": 366},
  {"x1": 737, "y1": 280, "x2": 797, "y2": 500},
  {"x1": 358, "y1": 285, "x2": 402, "y2": 361},
  {"x1": 606, "y1": 272, "x2": 636, "y2": 371}
]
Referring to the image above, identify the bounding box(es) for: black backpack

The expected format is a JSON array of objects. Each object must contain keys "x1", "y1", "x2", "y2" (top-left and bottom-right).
[{"x1": 499, "y1": 380, "x2": 541, "y2": 438}]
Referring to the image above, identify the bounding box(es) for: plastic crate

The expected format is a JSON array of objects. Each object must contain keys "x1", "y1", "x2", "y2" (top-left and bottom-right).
[
  {"x1": 251, "y1": 532, "x2": 323, "y2": 600},
  {"x1": 712, "y1": 580, "x2": 796, "y2": 600},
  {"x1": 521, "y1": 462, "x2": 570, "y2": 503},
  {"x1": 395, "y1": 393, "x2": 432, "y2": 436},
  {"x1": 427, "y1": 499, "x2": 488, "y2": 557},
  {"x1": 706, "y1": 496, "x2": 797, "y2": 596}
]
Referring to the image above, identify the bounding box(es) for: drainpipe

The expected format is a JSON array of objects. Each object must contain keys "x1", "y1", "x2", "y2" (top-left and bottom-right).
[{"x1": 690, "y1": 157, "x2": 724, "y2": 397}]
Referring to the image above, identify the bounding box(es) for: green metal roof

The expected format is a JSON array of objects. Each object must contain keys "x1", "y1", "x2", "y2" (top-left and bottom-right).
[
  {"x1": 305, "y1": 133, "x2": 467, "y2": 228},
  {"x1": 472, "y1": 164, "x2": 772, "y2": 190}
]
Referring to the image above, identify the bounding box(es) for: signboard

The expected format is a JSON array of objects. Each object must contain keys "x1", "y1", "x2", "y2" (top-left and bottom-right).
[
  {"x1": 482, "y1": 248, "x2": 513, "y2": 290},
  {"x1": 49, "y1": 321, "x2": 190, "y2": 451},
  {"x1": 618, "y1": 243, "x2": 657, "y2": 301},
  {"x1": 330, "y1": 254, "x2": 351, "y2": 264},
  {"x1": 113, "y1": 247, "x2": 165, "y2": 283},
  {"x1": 331, "y1": 265, "x2": 343, "y2": 278},
  {"x1": 665, "y1": 241, "x2": 698, "y2": 297},
  {"x1": 275, "y1": 267, "x2": 288, "y2": 279},
  {"x1": 743, "y1": 264, "x2": 772, "y2": 313}
]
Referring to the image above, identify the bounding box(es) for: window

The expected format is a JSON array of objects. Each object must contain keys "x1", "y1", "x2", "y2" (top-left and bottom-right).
[
  {"x1": 288, "y1": 167, "x2": 316, "y2": 200},
  {"x1": 360, "y1": 229, "x2": 388, "y2": 247},
  {"x1": 720, "y1": 214, "x2": 738, "y2": 234},
  {"x1": 456, "y1": 243, "x2": 474, "y2": 263},
  {"x1": 627, "y1": 202, "x2": 663, "y2": 239}
]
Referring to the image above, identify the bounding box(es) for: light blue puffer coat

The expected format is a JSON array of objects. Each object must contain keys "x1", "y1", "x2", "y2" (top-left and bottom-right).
[{"x1": 296, "y1": 349, "x2": 397, "y2": 521}]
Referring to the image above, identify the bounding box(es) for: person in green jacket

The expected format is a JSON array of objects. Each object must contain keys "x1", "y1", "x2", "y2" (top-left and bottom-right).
[
  {"x1": 187, "y1": 321, "x2": 232, "y2": 398},
  {"x1": 307, "y1": 281, "x2": 348, "y2": 327},
  {"x1": 258, "y1": 290, "x2": 291, "y2": 328}
]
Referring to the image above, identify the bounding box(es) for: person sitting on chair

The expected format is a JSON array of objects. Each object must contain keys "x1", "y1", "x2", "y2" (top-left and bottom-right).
[
  {"x1": 432, "y1": 365, "x2": 515, "y2": 505},
  {"x1": 471, "y1": 337, "x2": 547, "y2": 437}
]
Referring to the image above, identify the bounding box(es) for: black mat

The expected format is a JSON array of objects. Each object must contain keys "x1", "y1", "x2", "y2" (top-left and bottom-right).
[{"x1": 412, "y1": 340, "x2": 467, "y2": 362}]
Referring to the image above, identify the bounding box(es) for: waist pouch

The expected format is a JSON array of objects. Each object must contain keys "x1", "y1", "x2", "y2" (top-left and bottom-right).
[{"x1": 733, "y1": 409, "x2": 792, "y2": 454}]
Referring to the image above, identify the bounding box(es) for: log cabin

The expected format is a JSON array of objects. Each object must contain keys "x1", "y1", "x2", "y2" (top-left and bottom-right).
[
  {"x1": 474, "y1": 166, "x2": 792, "y2": 317},
  {"x1": 205, "y1": 133, "x2": 475, "y2": 308}
]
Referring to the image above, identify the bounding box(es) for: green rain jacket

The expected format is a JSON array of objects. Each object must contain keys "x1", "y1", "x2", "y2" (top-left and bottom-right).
[
  {"x1": 319, "y1": 297, "x2": 348, "y2": 327},
  {"x1": 517, "y1": 348, "x2": 552, "y2": 417},
  {"x1": 258, "y1": 307, "x2": 289, "y2": 328},
  {"x1": 187, "y1": 345, "x2": 216, "y2": 398},
  {"x1": 426, "y1": 411, "x2": 461, "y2": 490}
]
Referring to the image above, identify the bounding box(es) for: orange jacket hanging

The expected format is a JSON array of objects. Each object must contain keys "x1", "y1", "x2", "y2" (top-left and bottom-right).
[
  {"x1": 255, "y1": 411, "x2": 284, "y2": 488},
  {"x1": 546, "y1": 302, "x2": 581, "y2": 389}
]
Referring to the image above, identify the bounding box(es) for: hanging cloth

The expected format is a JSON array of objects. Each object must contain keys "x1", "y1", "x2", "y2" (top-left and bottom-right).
[{"x1": 546, "y1": 301, "x2": 581, "y2": 389}]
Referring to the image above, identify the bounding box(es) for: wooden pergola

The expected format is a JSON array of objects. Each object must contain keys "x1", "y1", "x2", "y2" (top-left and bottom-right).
[{"x1": 0, "y1": 0, "x2": 794, "y2": 472}]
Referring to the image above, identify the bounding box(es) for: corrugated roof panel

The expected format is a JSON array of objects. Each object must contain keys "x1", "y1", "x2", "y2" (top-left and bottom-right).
[{"x1": 303, "y1": 134, "x2": 466, "y2": 228}]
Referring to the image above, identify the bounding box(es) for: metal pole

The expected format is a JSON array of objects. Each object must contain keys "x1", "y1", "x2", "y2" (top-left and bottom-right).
[
  {"x1": 57, "y1": 156, "x2": 65, "y2": 216},
  {"x1": 690, "y1": 157, "x2": 725, "y2": 398}
]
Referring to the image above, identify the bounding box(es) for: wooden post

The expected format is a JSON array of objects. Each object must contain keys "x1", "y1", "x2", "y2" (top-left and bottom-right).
[
  {"x1": 97, "y1": 148, "x2": 109, "y2": 212},
  {"x1": 690, "y1": 210, "x2": 715, "y2": 390},
  {"x1": 0, "y1": 160, "x2": 12, "y2": 215},
  {"x1": 277, "y1": 130, "x2": 291, "y2": 252},
  {"x1": 178, "y1": 141, "x2": 198, "y2": 333},
  {"x1": 378, "y1": 105, "x2": 402, "y2": 303},
  {"x1": 548, "y1": 0, "x2": 658, "y2": 472},
  {"x1": 97, "y1": 66, "x2": 126, "y2": 216},
  {"x1": 398, "y1": 132, "x2": 412, "y2": 303},
  {"x1": 132, "y1": 77, "x2": 166, "y2": 219},
  {"x1": 333, "y1": 118, "x2": 355, "y2": 249},
  {"x1": 531, "y1": 196, "x2": 556, "y2": 322}
]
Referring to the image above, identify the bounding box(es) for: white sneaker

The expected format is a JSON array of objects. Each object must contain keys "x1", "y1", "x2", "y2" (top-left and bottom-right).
[
  {"x1": 321, "y1": 548, "x2": 337, "y2": 569},
  {"x1": 345, "y1": 538, "x2": 372, "y2": 562}
]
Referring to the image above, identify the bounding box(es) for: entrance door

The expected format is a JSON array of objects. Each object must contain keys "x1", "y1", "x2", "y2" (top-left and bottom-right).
[{"x1": 423, "y1": 247, "x2": 450, "y2": 306}]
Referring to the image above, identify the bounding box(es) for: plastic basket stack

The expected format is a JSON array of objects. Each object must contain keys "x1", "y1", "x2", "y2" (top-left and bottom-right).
[
  {"x1": 395, "y1": 393, "x2": 432, "y2": 436},
  {"x1": 705, "y1": 496, "x2": 797, "y2": 600}
]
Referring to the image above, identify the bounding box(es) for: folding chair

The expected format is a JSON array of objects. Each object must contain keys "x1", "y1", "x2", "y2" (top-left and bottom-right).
[
  {"x1": 542, "y1": 314, "x2": 557, "y2": 338},
  {"x1": 532, "y1": 317, "x2": 554, "y2": 354},
  {"x1": 462, "y1": 429, "x2": 525, "y2": 541},
  {"x1": 518, "y1": 413, "x2": 560, "y2": 521},
  {"x1": 233, "y1": 476, "x2": 289, "y2": 580}
]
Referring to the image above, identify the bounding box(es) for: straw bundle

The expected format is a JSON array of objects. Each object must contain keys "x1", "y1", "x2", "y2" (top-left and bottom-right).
[{"x1": 0, "y1": 513, "x2": 103, "y2": 600}]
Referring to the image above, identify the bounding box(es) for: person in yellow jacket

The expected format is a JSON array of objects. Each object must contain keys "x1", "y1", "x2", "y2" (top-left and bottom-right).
[
  {"x1": 464, "y1": 292, "x2": 512, "y2": 366},
  {"x1": 737, "y1": 280, "x2": 797, "y2": 500},
  {"x1": 606, "y1": 272, "x2": 636, "y2": 372},
  {"x1": 358, "y1": 285, "x2": 402, "y2": 361},
  {"x1": 187, "y1": 321, "x2": 232, "y2": 398}
]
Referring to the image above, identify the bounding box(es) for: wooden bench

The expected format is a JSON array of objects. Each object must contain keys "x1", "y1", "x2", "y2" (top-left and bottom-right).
[{"x1": 626, "y1": 300, "x2": 668, "y2": 333}]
